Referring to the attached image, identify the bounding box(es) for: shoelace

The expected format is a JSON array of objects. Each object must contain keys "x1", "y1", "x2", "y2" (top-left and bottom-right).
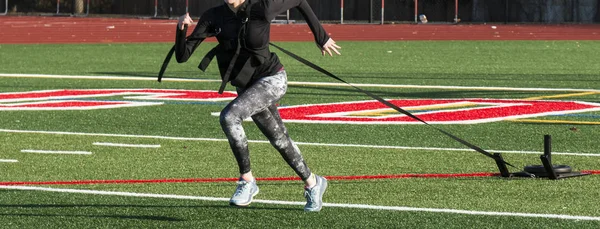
[
  {"x1": 304, "y1": 189, "x2": 315, "y2": 203},
  {"x1": 234, "y1": 181, "x2": 250, "y2": 196}
]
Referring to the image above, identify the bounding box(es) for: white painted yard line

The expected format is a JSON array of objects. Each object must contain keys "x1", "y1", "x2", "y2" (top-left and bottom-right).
[
  {"x1": 21, "y1": 149, "x2": 92, "y2": 155},
  {"x1": 289, "y1": 81, "x2": 600, "y2": 93},
  {"x1": 1, "y1": 73, "x2": 598, "y2": 93},
  {"x1": 0, "y1": 159, "x2": 18, "y2": 163},
  {"x1": 93, "y1": 142, "x2": 161, "y2": 148},
  {"x1": 2, "y1": 128, "x2": 598, "y2": 157},
  {"x1": 0, "y1": 73, "x2": 220, "y2": 83},
  {"x1": 1, "y1": 185, "x2": 600, "y2": 221}
]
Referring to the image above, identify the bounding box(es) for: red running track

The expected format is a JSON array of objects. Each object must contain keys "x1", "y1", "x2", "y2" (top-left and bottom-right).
[{"x1": 1, "y1": 16, "x2": 600, "y2": 44}]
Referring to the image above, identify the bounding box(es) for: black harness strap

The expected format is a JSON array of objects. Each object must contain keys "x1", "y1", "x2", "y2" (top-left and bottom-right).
[
  {"x1": 159, "y1": 2, "x2": 256, "y2": 91},
  {"x1": 157, "y1": 25, "x2": 220, "y2": 82},
  {"x1": 158, "y1": 46, "x2": 176, "y2": 82},
  {"x1": 198, "y1": 45, "x2": 220, "y2": 72},
  {"x1": 218, "y1": 22, "x2": 246, "y2": 94},
  {"x1": 269, "y1": 42, "x2": 517, "y2": 169},
  {"x1": 218, "y1": 2, "x2": 254, "y2": 94},
  {"x1": 198, "y1": 38, "x2": 238, "y2": 72}
]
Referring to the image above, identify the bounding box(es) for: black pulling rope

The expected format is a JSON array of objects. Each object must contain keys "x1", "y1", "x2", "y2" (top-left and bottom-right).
[{"x1": 269, "y1": 42, "x2": 517, "y2": 169}]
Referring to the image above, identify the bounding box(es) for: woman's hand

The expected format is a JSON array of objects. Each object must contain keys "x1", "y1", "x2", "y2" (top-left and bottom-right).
[
  {"x1": 178, "y1": 13, "x2": 194, "y2": 30},
  {"x1": 321, "y1": 38, "x2": 341, "y2": 56}
]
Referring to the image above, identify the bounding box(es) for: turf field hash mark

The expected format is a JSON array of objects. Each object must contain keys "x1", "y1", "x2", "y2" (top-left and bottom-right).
[
  {"x1": 21, "y1": 149, "x2": 92, "y2": 155},
  {"x1": 93, "y1": 142, "x2": 161, "y2": 148},
  {"x1": 0, "y1": 159, "x2": 18, "y2": 163}
]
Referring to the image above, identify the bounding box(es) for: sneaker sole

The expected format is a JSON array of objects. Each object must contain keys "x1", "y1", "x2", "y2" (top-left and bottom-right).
[{"x1": 229, "y1": 188, "x2": 259, "y2": 207}]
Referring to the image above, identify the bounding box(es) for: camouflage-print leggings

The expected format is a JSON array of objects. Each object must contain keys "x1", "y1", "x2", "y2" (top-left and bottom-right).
[{"x1": 219, "y1": 70, "x2": 312, "y2": 181}]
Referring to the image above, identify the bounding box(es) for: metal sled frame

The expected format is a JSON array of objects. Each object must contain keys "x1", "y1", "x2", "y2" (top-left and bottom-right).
[{"x1": 494, "y1": 135, "x2": 591, "y2": 180}]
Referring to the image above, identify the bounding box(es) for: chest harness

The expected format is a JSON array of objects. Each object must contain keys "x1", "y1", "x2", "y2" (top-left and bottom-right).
[{"x1": 158, "y1": 1, "x2": 257, "y2": 94}]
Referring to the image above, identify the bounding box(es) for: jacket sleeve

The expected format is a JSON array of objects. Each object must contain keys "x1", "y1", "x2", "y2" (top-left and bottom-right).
[
  {"x1": 266, "y1": 0, "x2": 330, "y2": 48},
  {"x1": 175, "y1": 13, "x2": 212, "y2": 63}
]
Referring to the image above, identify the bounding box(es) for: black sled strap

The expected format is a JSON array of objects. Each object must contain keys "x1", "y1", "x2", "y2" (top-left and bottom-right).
[
  {"x1": 158, "y1": 46, "x2": 176, "y2": 82},
  {"x1": 269, "y1": 42, "x2": 517, "y2": 169}
]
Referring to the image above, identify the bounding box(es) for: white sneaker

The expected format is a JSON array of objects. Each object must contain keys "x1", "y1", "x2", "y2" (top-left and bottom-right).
[
  {"x1": 304, "y1": 175, "x2": 328, "y2": 212},
  {"x1": 229, "y1": 180, "x2": 259, "y2": 207}
]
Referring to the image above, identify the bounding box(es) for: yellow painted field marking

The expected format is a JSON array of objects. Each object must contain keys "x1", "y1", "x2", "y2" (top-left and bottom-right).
[
  {"x1": 524, "y1": 91, "x2": 597, "y2": 100},
  {"x1": 349, "y1": 102, "x2": 480, "y2": 117},
  {"x1": 510, "y1": 92, "x2": 599, "y2": 124}
]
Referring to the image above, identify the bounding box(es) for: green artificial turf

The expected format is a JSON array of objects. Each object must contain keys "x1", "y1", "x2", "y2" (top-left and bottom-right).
[{"x1": 1, "y1": 41, "x2": 599, "y2": 228}]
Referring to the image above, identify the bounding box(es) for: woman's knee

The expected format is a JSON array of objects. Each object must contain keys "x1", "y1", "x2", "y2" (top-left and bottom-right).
[{"x1": 219, "y1": 109, "x2": 242, "y2": 128}]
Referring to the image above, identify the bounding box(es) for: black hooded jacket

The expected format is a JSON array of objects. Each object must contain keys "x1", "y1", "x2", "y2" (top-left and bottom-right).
[{"x1": 174, "y1": 0, "x2": 330, "y2": 88}]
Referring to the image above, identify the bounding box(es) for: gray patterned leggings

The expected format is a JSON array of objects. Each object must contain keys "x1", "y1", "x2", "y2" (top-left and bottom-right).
[{"x1": 219, "y1": 70, "x2": 312, "y2": 181}]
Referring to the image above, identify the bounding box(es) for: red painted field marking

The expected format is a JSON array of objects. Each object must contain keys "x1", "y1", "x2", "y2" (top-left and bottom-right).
[
  {"x1": 1, "y1": 171, "x2": 598, "y2": 186},
  {"x1": 276, "y1": 99, "x2": 600, "y2": 124}
]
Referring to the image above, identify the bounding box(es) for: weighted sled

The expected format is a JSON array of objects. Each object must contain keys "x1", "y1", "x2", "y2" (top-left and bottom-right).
[{"x1": 524, "y1": 164, "x2": 572, "y2": 176}]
